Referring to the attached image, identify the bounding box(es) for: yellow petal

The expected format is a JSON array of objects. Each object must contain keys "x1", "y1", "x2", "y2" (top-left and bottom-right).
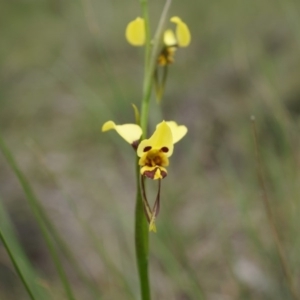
[
  {"x1": 125, "y1": 17, "x2": 145, "y2": 46},
  {"x1": 170, "y1": 16, "x2": 191, "y2": 47},
  {"x1": 140, "y1": 166, "x2": 168, "y2": 180},
  {"x1": 137, "y1": 121, "x2": 174, "y2": 157},
  {"x1": 164, "y1": 29, "x2": 177, "y2": 46},
  {"x1": 102, "y1": 121, "x2": 142, "y2": 144},
  {"x1": 165, "y1": 121, "x2": 188, "y2": 144}
]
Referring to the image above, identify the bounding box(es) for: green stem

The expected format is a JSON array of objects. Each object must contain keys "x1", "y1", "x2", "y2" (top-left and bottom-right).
[
  {"x1": 140, "y1": 0, "x2": 173, "y2": 134},
  {"x1": 140, "y1": 0, "x2": 151, "y2": 79},
  {"x1": 0, "y1": 229, "x2": 36, "y2": 300},
  {"x1": 135, "y1": 161, "x2": 151, "y2": 300},
  {"x1": 135, "y1": 0, "x2": 152, "y2": 298},
  {"x1": 0, "y1": 134, "x2": 76, "y2": 300},
  {"x1": 135, "y1": 1, "x2": 173, "y2": 299}
]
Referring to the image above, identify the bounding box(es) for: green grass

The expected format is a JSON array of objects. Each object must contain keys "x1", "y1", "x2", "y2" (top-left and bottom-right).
[{"x1": 1, "y1": 0, "x2": 300, "y2": 299}]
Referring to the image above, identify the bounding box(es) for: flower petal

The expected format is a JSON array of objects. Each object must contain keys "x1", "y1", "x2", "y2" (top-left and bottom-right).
[
  {"x1": 125, "y1": 17, "x2": 145, "y2": 46},
  {"x1": 164, "y1": 29, "x2": 177, "y2": 46},
  {"x1": 165, "y1": 121, "x2": 188, "y2": 144},
  {"x1": 170, "y1": 16, "x2": 191, "y2": 47},
  {"x1": 137, "y1": 121, "x2": 174, "y2": 157},
  {"x1": 102, "y1": 121, "x2": 142, "y2": 144},
  {"x1": 140, "y1": 166, "x2": 167, "y2": 180}
]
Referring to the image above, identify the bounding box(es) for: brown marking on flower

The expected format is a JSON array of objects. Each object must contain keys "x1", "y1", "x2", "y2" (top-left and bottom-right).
[
  {"x1": 131, "y1": 140, "x2": 140, "y2": 150},
  {"x1": 143, "y1": 167, "x2": 167, "y2": 179},
  {"x1": 157, "y1": 46, "x2": 177, "y2": 66},
  {"x1": 144, "y1": 153, "x2": 163, "y2": 167},
  {"x1": 153, "y1": 156, "x2": 162, "y2": 166},
  {"x1": 160, "y1": 169, "x2": 167, "y2": 178},
  {"x1": 143, "y1": 170, "x2": 155, "y2": 179}
]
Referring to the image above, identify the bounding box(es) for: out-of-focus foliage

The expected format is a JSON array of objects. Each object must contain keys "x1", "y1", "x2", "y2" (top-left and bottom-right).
[{"x1": 1, "y1": 0, "x2": 300, "y2": 299}]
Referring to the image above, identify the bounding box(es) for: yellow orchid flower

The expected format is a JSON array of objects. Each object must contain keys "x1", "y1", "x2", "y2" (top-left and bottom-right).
[
  {"x1": 102, "y1": 119, "x2": 187, "y2": 232},
  {"x1": 138, "y1": 121, "x2": 172, "y2": 179},
  {"x1": 138, "y1": 121, "x2": 187, "y2": 231},
  {"x1": 102, "y1": 120, "x2": 188, "y2": 179},
  {"x1": 125, "y1": 16, "x2": 191, "y2": 55},
  {"x1": 157, "y1": 17, "x2": 191, "y2": 66},
  {"x1": 125, "y1": 16, "x2": 191, "y2": 102}
]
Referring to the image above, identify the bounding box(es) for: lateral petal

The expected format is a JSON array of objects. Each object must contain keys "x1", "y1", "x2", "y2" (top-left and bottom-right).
[
  {"x1": 170, "y1": 16, "x2": 191, "y2": 47},
  {"x1": 125, "y1": 17, "x2": 145, "y2": 46},
  {"x1": 165, "y1": 121, "x2": 188, "y2": 144},
  {"x1": 102, "y1": 121, "x2": 142, "y2": 144}
]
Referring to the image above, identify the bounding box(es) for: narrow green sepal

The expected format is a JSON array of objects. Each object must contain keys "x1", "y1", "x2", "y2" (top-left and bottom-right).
[{"x1": 132, "y1": 103, "x2": 141, "y2": 125}]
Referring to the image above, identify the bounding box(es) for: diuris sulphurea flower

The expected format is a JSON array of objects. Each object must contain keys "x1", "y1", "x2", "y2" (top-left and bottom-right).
[
  {"x1": 125, "y1": 16, "x2": 191, "y2": 102},
  {"x1": 125, "y1": 16, "x2": 191, "y2": 54},
  {"x1": 102, "y1": 120, "x2": 187, "y2": 179},
  {"x1": 157, "y1": 17, "x2": 191, "y2": 65},
  {"x1": 102, "y1": 120, "x2": 187, "y2": 232}
]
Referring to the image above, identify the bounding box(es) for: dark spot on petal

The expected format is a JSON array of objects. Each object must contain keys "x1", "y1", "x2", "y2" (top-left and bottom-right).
[
  {"x1": 143, "y1": 170, "x2": 155, "y2": 179},
  {"x1": 143, "y1": 168, "x2": 167, "y2": 180},
  {"x1": 144, "y1": 146, "x2": 152, "y2": 152},
  {"x1": 131, "y1": 140, "x2": 140, "y2": 150},
  {"x1": 161, "y1": 147, "x2": 169, "y2": 153},
  {"x1": 160, "y1": 170, "x2": 167, "y2": 178}
]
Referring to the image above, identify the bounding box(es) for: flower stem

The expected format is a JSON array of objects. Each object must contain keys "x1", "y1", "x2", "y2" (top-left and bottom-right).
[
  {"x1": 140, "y1": 0, "x2": 151, "y2": 78},
  {"x1": 135, "y1": 160, "x2": 151, "y2": 300},
  {"x1": 140, "y1": 0, "x2": 173, "y2": 135},
  {"x1": 135, "y1": 0, "x2": 173, "y2": 299},
  {"x1": 135, "y1": 0, "x2": 172, "y2": 300},
  {"x1": 135, "y1": 0, "x2": 152, "y2": 298}
]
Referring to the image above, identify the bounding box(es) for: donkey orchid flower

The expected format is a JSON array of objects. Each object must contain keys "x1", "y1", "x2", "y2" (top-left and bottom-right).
[
  {"x1": 102, "y1": 120, "x2": 187, "y2": 232},
  {"x1": 125, "y1": 16, "x2": 191, "y2": 65},
  {"x1": 102, "y1": 120, "x2": 187, "y2": 178},
  {"x1": 158, "y1": 17, "x2": 191, "y2": 66},
  {"x1": 137, "y1": 121, "x2": 187, "y2": 179},
  {"x1": 125, "y1": 16, "x2": 191, "y2": 102}
]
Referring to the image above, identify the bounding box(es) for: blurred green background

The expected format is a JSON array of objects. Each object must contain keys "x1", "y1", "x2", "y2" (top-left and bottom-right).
[{"x1": 1, "y1": 0, "x2": 300, "y2": 299}]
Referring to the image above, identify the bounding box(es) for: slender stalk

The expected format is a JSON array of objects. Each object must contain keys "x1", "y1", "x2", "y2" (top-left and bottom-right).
[
  {"x1": 140, "y1": 0, "x2": 173, "y2": 135},
  {"x1": 140, "y1": 0, "x2": 151, "y2": 78},
  {"x1": 0, "y1": 229, "x2": 36, "y2": 300},
  {"x1": 135, "y1": 2, "x2": 152, "y2": 298},
  {"x1": 251, "y1": 116, "x2": 299, "y2": 300},
  {"x1": 135, "y1": 1, "x2": 173, "y2": 299},
  {"x1": 135, "y1": 161, "x2": 151, "y2": 300},
  {"x1": 0, "y1": 134, "x2": 76, "y2": 300}
]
